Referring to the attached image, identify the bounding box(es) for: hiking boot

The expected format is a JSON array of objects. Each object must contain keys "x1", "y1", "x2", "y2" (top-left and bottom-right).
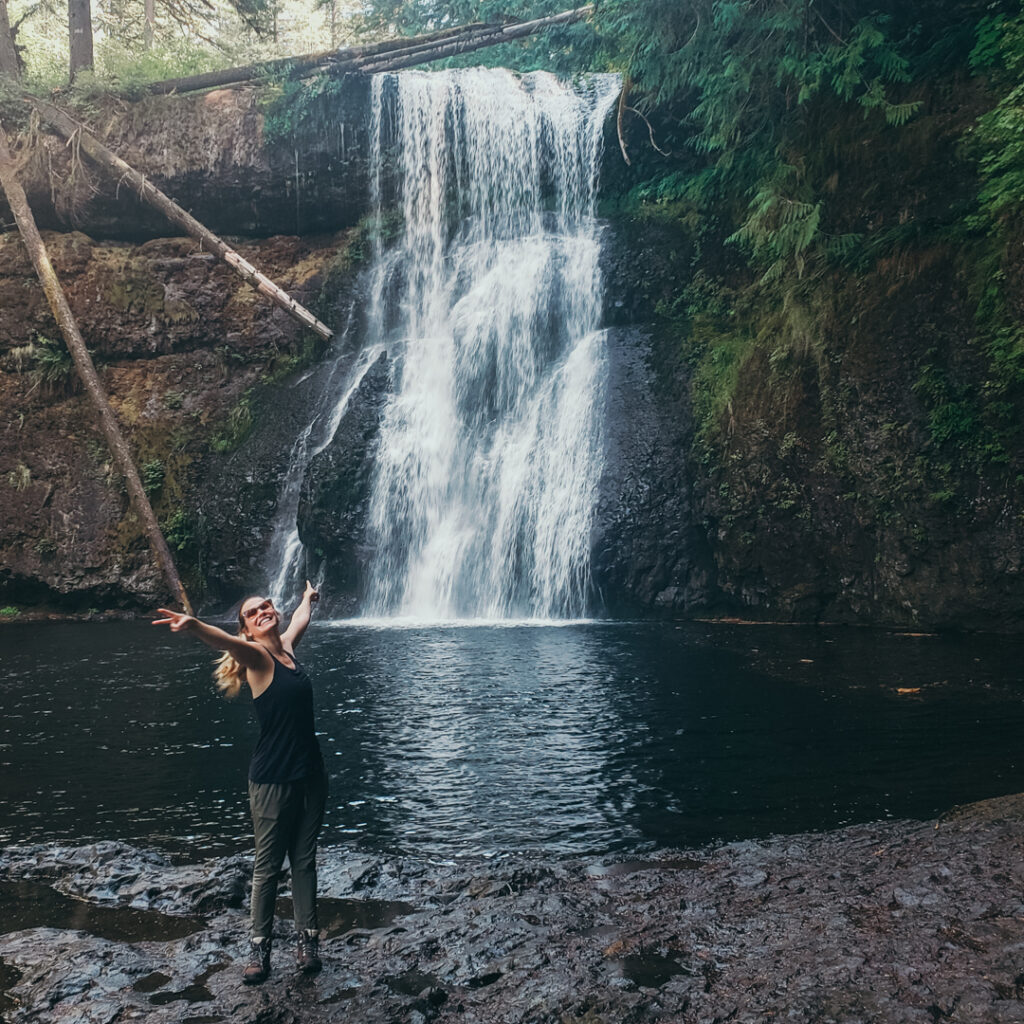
[
  {"x1": 296, "y1": 929, "x2": 322, "y2": 974},
  {"x1": 242, "y1": 938, "x2": 271, "y2": 985}
]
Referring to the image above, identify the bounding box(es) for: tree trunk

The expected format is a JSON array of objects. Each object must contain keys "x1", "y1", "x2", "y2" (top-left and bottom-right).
[
  {"x1": 68, "y1": 0, "x2": 93, "y2": 82},
  {"x1": 143, "y1": 0, "x2": 155, "y2": 48},
  {"x1": 29, "y1": 97, "x2": 334, "y2": 342},
  {"x1": 357, "y1": 6, "x2": 596, "y2": 74},
  {"x1": 144, "y1": 5, "x2": 593, "y2": 95},
  {"x1": 0, "y1": 123, "x2": 193, "y2": 614},
  {"x1": 0, "y1": 0, "x2": 19, "y2": 79},
  {"x1": 144, "y1": 21, "x2": 492, "y2": 95}
]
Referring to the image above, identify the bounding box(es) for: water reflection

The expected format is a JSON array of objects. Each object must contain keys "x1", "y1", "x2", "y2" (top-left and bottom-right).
[
  {"x1": 0, "y1": 621, "x2": 1022, "y2": 857},
  {"x1": 341, "y1": 626, "x2": 630, "y2": 853}
]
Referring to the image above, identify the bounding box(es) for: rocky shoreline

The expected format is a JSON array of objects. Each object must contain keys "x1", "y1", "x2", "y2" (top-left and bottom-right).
[{"x1": 2, "y1": 794, "x2": 1024, "y2": 1023}]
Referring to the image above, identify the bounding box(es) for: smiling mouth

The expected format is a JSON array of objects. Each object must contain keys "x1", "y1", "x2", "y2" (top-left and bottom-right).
[{"x1": 257, "y1": 612, "x2": 274, "y2": 627}]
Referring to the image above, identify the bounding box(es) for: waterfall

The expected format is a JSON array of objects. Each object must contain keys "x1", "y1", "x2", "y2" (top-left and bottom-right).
[{"x1": 362, "y1": 68, "x2": 619, "y2": 621}]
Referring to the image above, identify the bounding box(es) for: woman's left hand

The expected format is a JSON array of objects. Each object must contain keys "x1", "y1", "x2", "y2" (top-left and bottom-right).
[{"x1": 304, "y1": 580, "x2": 320, "y2": 604}]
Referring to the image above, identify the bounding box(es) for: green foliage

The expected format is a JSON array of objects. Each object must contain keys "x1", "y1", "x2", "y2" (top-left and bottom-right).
[
  {"x1": 970, "y1": 13, "x2": 1012, "y2": 70},
  {"x1": 25, "y1": 337, "x2": 77, "y2": 394},
  {"x1": 727, "y1": 167, "x2": 823, "y2": 282},
  {"x1": 163, "y1": 508, "x2": 194, "y2": 552},
  {"x1": 261, "y1": 74, "x2": 351, "y2": 145},
  {"x1": 968, "y1": 6, "x2": 1024, "y2": 227},
  {"x1": 0, "y1": 606, "x2": 21, "y2": 618},
  {"x1": 595, "y1": 0, "x2": 931, "y2": 280},
  {"x1": 688, "y1": 327, "x2": 750, "y2": 455},
  {"x1": 88, "y1": 38, "x2": 226, "y2": 96},
  {"x1": 987, "y1": 324, "x2": 1024, "y2": 386},
  {"x1": 912, "y1": 353, "x2": 1013, "y2": 468},
  {"x1": 141, "y1": 458, "x2": 165, "y2": 496},
  {"x1": 211, "y1": 394, "x2": 254, "y2": 453}
]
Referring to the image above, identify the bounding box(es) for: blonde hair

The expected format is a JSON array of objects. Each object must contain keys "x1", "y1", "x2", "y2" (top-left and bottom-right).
[{"x1": 212, "y1": 598, "x2": 259, "y2": 698}]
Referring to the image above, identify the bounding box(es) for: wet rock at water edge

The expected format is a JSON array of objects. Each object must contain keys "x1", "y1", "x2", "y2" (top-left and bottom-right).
[{"x1": 4, "y1": 794, "x2": 1024, "y2": 1022}]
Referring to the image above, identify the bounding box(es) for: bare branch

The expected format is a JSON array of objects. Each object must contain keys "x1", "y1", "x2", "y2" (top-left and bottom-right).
[
  {"x1": 624, "y1": 105, "x2": 671, "y2": 157},
  {"x1": 616, "y1": 77, "x2": 631, "y2": 165}
]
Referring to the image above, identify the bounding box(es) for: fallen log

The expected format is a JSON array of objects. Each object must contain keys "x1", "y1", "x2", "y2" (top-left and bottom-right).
[
  {"x1": 144, "y1": 21, "x2": 493, "y2": 95},
  {"x1": 356, "y1": 7, "x2": 597, "y2": 75},
  {"x1": 28, "y1": 97, "x2": 333, "y2": 342},
  {"x1": 0, "y1": 121, "x2": 194, "y2": 614},
  {"x1": 144, "y1": 5, "x2": 594, "y2": 95}
]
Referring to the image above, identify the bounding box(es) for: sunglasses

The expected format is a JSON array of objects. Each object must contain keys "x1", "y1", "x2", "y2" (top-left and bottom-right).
[{"x1": 242, "y1": 599, "x2": 274, "y2": 620}]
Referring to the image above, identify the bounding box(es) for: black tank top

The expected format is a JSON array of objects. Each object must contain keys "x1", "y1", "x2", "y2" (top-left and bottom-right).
[{"x1": 248, "y1": 653, "x2": 324, "y2": 784}]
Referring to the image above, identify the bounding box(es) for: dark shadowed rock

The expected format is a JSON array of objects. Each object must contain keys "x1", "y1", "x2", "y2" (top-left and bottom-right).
[
  {"x1": 592, "y1": 326, "x2": 718, "y2": 614},
  {"x1": 297, "y1": 351, "x2": 391, "y2": 615}
]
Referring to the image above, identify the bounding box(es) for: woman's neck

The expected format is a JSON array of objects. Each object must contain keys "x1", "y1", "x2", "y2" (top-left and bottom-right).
[{"x1": 253, "y1": 631, "x2": 287, "y2": 658}]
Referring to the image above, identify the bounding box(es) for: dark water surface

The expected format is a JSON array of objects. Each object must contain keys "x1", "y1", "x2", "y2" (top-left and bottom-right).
[
  {"x1": 0, "y1": 881, "x2": 205, "y2": 941},
  {"x1": 1, "y1": 620, "x2": 1023, "y2": 858}
]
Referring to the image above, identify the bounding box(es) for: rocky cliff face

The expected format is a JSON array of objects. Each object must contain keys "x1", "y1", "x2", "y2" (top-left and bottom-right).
[
  {"x1": 0, "y1": 227, "x2": 363, "y2": 613},
  {"x1": 596, "y1": 207, "x2": 1024, "y2": 632},
  {"x1": 296, "y1": 350, "x2": 391, "y2": 616},
  {"x1": 3, "y1": 80, "x2": 375, "y2": 239}
]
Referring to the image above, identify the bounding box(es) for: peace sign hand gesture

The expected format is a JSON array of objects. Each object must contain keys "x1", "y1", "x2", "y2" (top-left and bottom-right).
[{"x1": 152, "y1": 608, "x2": 196, "y2": 633}]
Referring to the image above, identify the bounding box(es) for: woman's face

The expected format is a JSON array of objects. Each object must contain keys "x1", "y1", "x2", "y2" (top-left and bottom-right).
[{"x1": 240, "y1": 596, "x2": 279, "y2": 640}]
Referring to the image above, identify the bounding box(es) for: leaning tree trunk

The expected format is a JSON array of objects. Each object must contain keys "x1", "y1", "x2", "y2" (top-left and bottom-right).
[
  {"x1": 67, "y1": 0, "x2": 93, "y2": 81},
  {"x1": 0, "y1": 0, "x2": 19, "y2": 79},
  {"x1": 356, "y1": 6, "x2": 596, "y2": 74},
  {"x1": 29, "y1": 97, "x2": 333, "y2": 341},
  {"x1": 0, "y1": 124, "x2": 193, "y2": 614}
]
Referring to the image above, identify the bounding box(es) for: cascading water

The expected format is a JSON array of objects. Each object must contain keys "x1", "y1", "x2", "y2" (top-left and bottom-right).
[{"x1": 362, "y1": 68, "x2": 620, "y2": 620}]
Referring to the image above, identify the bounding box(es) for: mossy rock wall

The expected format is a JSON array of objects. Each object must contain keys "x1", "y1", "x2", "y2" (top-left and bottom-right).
[{"x1": 0, "y1": 228, "x2": 366, "y2": 613}]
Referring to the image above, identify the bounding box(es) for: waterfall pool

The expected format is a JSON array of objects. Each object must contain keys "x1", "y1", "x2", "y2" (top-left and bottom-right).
[{"x1": 2, "y1": 620, "x2": 1022, "y2": 858}]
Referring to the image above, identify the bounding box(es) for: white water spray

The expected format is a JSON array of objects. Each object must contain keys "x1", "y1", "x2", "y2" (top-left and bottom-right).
[{"x1": 363, "y1": 69, "x2": 619, "y2": 620}]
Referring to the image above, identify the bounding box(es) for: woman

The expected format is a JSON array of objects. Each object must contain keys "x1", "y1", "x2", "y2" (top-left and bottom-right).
[{"x1": 153, "y1": 581, "x2": 327, "y2": 985}]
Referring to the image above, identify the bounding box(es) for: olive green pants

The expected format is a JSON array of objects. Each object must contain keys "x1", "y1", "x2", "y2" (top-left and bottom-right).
[{"x1": 247, "y1": 771, "x2": 328, "y2": 941}]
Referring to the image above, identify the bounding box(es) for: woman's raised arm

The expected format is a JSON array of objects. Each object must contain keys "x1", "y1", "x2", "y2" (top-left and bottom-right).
[
  {"x1": 152, "y1": 609, "x2": 268, "y2": 671},
  {"x1": 281, "y1": 581, "x2": 319, "y2": 650}
]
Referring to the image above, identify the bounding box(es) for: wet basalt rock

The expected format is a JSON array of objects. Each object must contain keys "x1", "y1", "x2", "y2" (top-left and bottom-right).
[
  {"x1": 3, "y1": 794, "x2": 1024, "y2": 1022},
  {"x1": 296, "y1": 350, "x2": 392, "y2": 615},
  {"x1": 592, "y1": 326, "x2": 718, "y2": 615}
]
